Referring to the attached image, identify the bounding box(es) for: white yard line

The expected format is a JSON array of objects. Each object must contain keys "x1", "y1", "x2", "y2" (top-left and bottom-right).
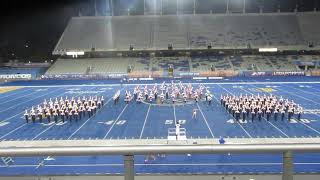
[
  {"x1": 32, "y1": 87, "x2": 99, "y2": 141},
  {"x1": 240, "y1": 86, "x2": 289, "y2": 138},
  {"x1": 139, "y1": 104, "x2": 151, "y2": 139},
  {"x1": 0, "y1": 124, "x2": 27, "y2": 140},
  {"x1": 275, "y1": 86, "x2": 320, "y2": 105},
  {"x1": 0, "y1": 87, "x2": 96, "y2": 140},
  {"x1": 0, "y1": 88, "x2": 62, "y2": 113},
  {"x1": 31, "y1": 125, "x2": 56, "y2": 140},
  {"x1": 1, "y1": 90, "x2": 39, "y2": 104},
  {"x1": 67, "y1": 97, "x2": 114, "y2": 140},
  {"x1": 0, "y1": 88, "x2": 31, "y2": 100},
  {"x1": 253, "y1": 84, "x2": 320, "y2": 136},
  {"x1": 263, "y1": 119, "x2": 289, "y2": 138},
  {"x1": 0, "y1": 88, "x2": 67, "y2": 124},
  {"x1": 216, "y1": 84, "x2": 253, "y2": 138},
  {"x1": 196, "y1": 103, "x2": 215, "y2": 138},
  {"x1": 299, "y1": 122, "x2": 320, "y2": 135},
  {"x1": 2, "y1": 162, "x2": 320, "y2": 168},
  {"x1": 103, "y1": 104, "x2": 129, "y2": 139},
  {"x1": 66, "y1": 86, "x2": 126, "y2": 140},
  {"x1": 173, "y1": 105, "x2": 177, "y2": 124},
  {"x1": 8, "y1": 81, "x2": 320, "y2": 88},
  {"x1": 291, "y1": 86, "x2": 320, "y2": 98}
]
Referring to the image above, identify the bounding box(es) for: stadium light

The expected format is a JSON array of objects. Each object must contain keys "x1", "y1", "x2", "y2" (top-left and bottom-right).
[
  {"x1": 66, "y1": 51, "x2": 85, "y2": 58},
  {"x1": 259, "y1": 48, "x2": 278, "y2": 52}
]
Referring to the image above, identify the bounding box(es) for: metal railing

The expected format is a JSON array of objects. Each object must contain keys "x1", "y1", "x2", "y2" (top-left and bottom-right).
[{"x1": 1, "y1": 143, "x2": 320, "y2": 180}]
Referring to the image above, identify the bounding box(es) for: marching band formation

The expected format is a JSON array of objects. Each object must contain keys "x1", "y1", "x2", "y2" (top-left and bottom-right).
[
  {"x1": 22, "y1": 82, "x2": 304, "y2": 125},
  {"x1": 121, "y1": 82, "x2": 213, "y2": 105},
  {"x1": 220, "y1": 94, "x2": 303, "y2": 122},
  {"x1": 24, "y1": 96, "x2": 105, "y2": 123}
]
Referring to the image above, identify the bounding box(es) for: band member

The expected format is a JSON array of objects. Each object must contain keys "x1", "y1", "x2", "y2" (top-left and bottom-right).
[{"x1": 24, "y1": 110, "x2": 29, "y2": 123}]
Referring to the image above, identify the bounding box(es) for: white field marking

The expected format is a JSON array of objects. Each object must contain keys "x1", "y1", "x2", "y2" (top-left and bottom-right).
[
  {"x1": 0, "y1": 87, "x2": 62, "y2": 113},
  {"x1": 62, "y1": 87, "x2": 116, "y2": 140},
  {"x1": 1, "y1": 90, "x2": 40, "y2": 104},
  {"x1": 216, "y1": 84, "x2": 253, "y2": 138},
  {"x1": 173, "y1": 105, "x2": 177, "y2": 124},
  {"x1": 125, "y1": 81, "x2": 320, "y2": 86},
  {"x1": 139, "y1": 104, "x2": 151, "y2": 139},
  {"x1": 251, "y1": 84, "x2": 320, "y2": 135},
  {"x1": 0, "y1": 86, "x2": 81, "y2": 134},
  {"x1": 0, "y1": 122, "x2": 9, "y2": 127},
  {"x1": 196, "y1": 103, "x2": 214, "y2": 138},
  {"x1": 10, "y1": 81, "x2": 320, "y2": 88},
  {"x1": 0, "y1": 91, "x2": 73, "y2": 141},
  {"x1": 298, "y1": 121, "x2": 320, "y2": 135},
  {"x1": 103, "y1": 104, "x2": 129, "y2": 139},
  {"x1": 282, "y1": 84, "x2": 320, "y2": 98},
  {"x1": 262, "y1": 117, "x2": 289, "y2": 138},
  {"x1": 0, "y1": 123, "x2": 27, "y2": 140},
  {"x1": 227, "y1": 119, "x2": 247, "y2": 124},
  {"x1": 273, "y1": 86, "x2": 320, "y2": 105},
  {"x1": 0, "y1": 88, "x2": 69, "y2": 124},
  {"x1": 31, "y1": 124, "x2": 57, "y2": 140},
  {"x1": 13, "y1": 88, "x2": 98, "y2": 140},
  {"x1": 0, "y1": 88, "x2": 31, "y2": 100},
  {"x1": 66, "y1": 96, "x2": 114, "y2": 140},
  {"x1": 2, "y1": 162, "x2": 320, "y2": 168},
  {"x1": 240, "y1": 86, "x2": 289, "y2": 138},
  {"x1": 1, "y1": 87, "x2": 96, "y2": 140},
  {"x1": 12, "y1": 84, "x2": 122, "y2": 88}
]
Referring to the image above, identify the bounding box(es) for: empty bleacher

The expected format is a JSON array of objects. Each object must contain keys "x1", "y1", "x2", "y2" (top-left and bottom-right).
[
  {"x1": 267, "y1": 56, "x2": 297, "y2": 71},
  {"x1": 150, "y1": 57, "x2": 190, "y2": 72},
  {"x1": 297, "y1": 13, "x2": 320, "y2": 47},
  {"x1": 53, "y1": 13, "x2": 320, "y2": 54},
  {"x1": 45, "y1": 58, "x2": 152, "y2": 75},
  {"x1": 46, "y1": 55, "x2": 315, "y2": 76},
  {"x1": 46, "y1": 59, "x2": 90, "y2": 74}
]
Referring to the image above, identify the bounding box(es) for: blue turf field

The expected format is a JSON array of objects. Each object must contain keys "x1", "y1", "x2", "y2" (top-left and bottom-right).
[{"x1": 1, "y1": 77, "x2": 320, "y2": 175}]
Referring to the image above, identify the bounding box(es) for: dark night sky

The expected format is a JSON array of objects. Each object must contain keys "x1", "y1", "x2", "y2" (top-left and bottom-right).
[{"x1": 0, "y1": 0, "x2": 78, "y2": 61}]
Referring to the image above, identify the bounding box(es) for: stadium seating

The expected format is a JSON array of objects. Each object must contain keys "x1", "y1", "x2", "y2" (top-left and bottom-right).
[
  {"x1": 153, "y1": 16, "x2": 189, "y2": 49},
  {"x1": 212, "y1": 56, "x2": 232, "y2": 70},
  {"x1": 241, "y1": 56, "x2": 274, "y2": 71},
  {"x1": 297, "y1": 14, "x2": 320, "y2": 47},
  {"x1": 53, "y1": 13, "x2": 320, "y2": 54},
  {"x1": 268, "y1": 56, "x2": 297, "y2": 71},
  {"x1": 46, "y1": 59, "x2": 89, "y2": 74},
  {"x1": 150, "y1": 57, "x2": 190, "y2": 72},
  {"x1": 190, "y1": 57, "x2": 211, "y2": 71},
  {"x1": 46, "y1": 55, "x2": 319, "y2": 76},
  {"x1": 46, "y1": 58, "x2": 153, "y2": 74}
]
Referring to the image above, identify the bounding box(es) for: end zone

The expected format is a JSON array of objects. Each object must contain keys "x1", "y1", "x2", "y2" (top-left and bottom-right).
[{"x1": 0, "y1": 86, "x2": 21, "y2": 94}]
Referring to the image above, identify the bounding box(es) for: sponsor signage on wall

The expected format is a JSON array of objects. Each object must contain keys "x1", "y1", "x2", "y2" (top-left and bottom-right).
[{"x1": 0, "y1": 74, "x2": 32, "y2": 79}]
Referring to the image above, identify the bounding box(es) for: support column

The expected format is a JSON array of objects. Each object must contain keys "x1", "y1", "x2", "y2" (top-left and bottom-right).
[
  {"x1": 144, "y1": 0, "x2": 146, "y2": 15},
  {"x1": 177, "y1": 0, "x2": 179, "y2": 15},
  {"x1": 282, "y1": 151, "x2": 293, "y2": 180},
  {"x1": 154, "y1": 0, "x2": 156, "y2": 15},
  {"x1": 124, "y1": 155, "x2": 134, "y2": 180},
  {"x1": 243, "y1": 0, "x2": 246, "y2": 13},
  {"x1": 160, "y1": 0, "x2": 163, "y2": 15},
  {"x1": 193, "y1": 0, "x2": 196, "y2": 15},
  {"x1": 110, "y1": 0, "x2": 114, "y2": 16},
  {"x1": 226, "y1": 0, "x2": 229, "y2": 14},
  {"x1": 94, "y1": 0, "x2": 97, "y2": 16}
]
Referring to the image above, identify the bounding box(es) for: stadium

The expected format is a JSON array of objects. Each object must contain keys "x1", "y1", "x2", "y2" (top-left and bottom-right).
[{"x1": 0, "y1": 0, "x2": 320, "y2": 180}]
